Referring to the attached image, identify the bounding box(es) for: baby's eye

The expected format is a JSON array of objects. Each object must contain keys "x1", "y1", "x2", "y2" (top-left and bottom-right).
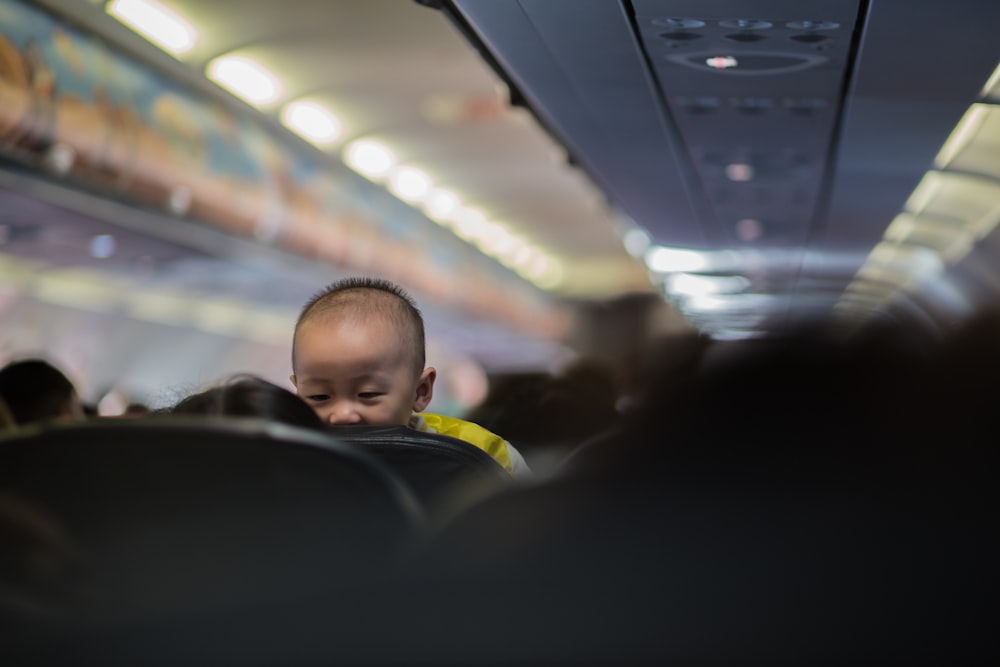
[
  {"x1": 358, "y1": 392, "x2": 383, "y2": 400},
  {"x1": 306, "y1": 394, "x2": 330, "y2": 402}
]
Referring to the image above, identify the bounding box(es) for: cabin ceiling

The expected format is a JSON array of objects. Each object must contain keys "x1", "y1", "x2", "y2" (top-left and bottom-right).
[
  {"x1": 5, "y1": 0, "x2": 1000, "y2": 346},
  {"x1": 444, "y1": 0, "x2": 1000, "y2": 338}
]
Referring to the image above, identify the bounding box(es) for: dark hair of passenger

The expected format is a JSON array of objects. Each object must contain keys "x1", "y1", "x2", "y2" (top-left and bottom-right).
[
  {"x1": 294, "y1": 276, "x2": 426, "y2": 372},
  {"x1": 0, "y1": 359, "x2": 82, "y2": 427},
  {"x1": 171, "y1": 375, "x2": 325, "y2": 431}
]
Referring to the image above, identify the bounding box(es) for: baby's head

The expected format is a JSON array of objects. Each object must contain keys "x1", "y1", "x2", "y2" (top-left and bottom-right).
[{"x1": 290, "y1": 277, "x2": 435, "y2": 426}]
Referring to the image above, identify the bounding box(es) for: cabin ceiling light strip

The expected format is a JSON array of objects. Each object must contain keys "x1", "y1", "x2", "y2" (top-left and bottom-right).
[
  {"x1": 387, "y1": 166, "x2": 432, "y2": 203},
  {"x1": 207, "y1": 54, "x2": 284, "y2": 107},
  {"x1": 341, "y1": 142, "x2": 564, "y2": 290},
  {"x1": 281, "y1": 100, "x2": 342, "y2": 147},
  {"x1": 664, "y1": 273, "x2": 750, "y2": 297},
  {"x1": 343, "y1": 139, "x2": 397, "y2": 180},
  {"x1": 107, "y1": 0, "x2": 198, "y2": 56},
  {"x1": 935, "y1": 105, "x2": 989, "y2": 169}
]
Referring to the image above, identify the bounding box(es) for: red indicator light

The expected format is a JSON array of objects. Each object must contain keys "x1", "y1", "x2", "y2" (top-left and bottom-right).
[{"x1": 706, "y1": 56, "x2": 738, "y2": 69}]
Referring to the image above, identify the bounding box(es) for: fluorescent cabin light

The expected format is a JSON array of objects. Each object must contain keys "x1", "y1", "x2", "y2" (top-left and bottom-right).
[
  {"x1": 343, "y1": 139, "x2": 396, "y2": 179},
  {"x1": 207, "y1": 55, "x2": 283, "y2": 106},
  {"x1": 423, "y1": 188, "x2": 460, "y2": 222},
  {"x1": 644, "y1": 245, "x2": 710, "y2": 273},
  {"x1": 665, "y1": 273, "x2": 750, "y2": 297},
  {"x1": 281, "y1": 101, "x2": 341, "y2": 146},
  {"x1": 107, "y1": 0, "x2": 198, "y2": 56},
  {"x1": 388, "y1": 166, "x2": 432, "y2": 203},
  {"x1": 452, "y1": 207, "x2": 488, "y2": 241}
]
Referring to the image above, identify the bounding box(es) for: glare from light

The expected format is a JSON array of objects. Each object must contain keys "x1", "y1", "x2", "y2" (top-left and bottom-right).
[
  {"x1": 935, "y1": 104, "x2": 988, "y2": 169},
  {"x1": 107, "y1": 0, "x2": 198, "y2": 56},
  {"x1": 479, "y1": 223, "x2": 518, "y2": 256},
  {"x1": 168, "y1": 185, "x2": 192, "y2": 215},
  {"x1": 904, "y1": 172, "x2": 942, "y2": 214},
  {"x1": 343, "y1": 139, "x2": 397, "y2": 180},
  {"x1": 34, "y1": 272, "x2": 121, "y2": 313},
  {"x1": 388, "y1": 166, "x2": 432, "y2": 203},
  {"x1": 532, "y1": 259, "x2": 565, "y2": 290},
  {"x1": 97, "y1": 390, "x2": 128, "y2": 417},
  {"x1": 512, "y1": 244, "x2": 541, "y2": 268},
  {"x1": 623, "y1": 227, "x2": 651, "y2": 257},
  {"x1": 496, "y1": 234, "x2": 530, "y2": 267},
  {"x1": 190, "y1": 300, "x2": 248, "y2": 336},
  {"x1": 644, "y1": 245, "x2": 709, "y2": 272},
  {"x1": 423, "y1": 188, "x2": 460, "y2": 221},
  {"x1": 281, "y1": 100, "x2": 341, "y2": 146},
  {"x1": 525, "y1": 254, "x2": 552, "y2": 280},
  {"x1": 685, "y1": 294, "x2": 775, "y2": 312},
  {"x1": 126, "y1": 290, "x2": 191, "y2": 325},
  {"x1": 982, "y1": 62, "x2": 1000, "y2": 98},
  {"x1": 883, "y1": 213, "x2": 916, "y2": 242},
  {"x1": 89, "y1": 234, "x2": 116, "y2": 259},
  {"x1": 45, "y1": 143, "x2": 75, "y2": 174},
  {"x1": 869, "y1": 243, "x2": 945, "y2": 280},
  {"x1": 452, "y1": 207, "x2": 488, "y2": 241},
  {"x1": 710, "y1": 329, "x2": 764, "y2": 341},
  {"x1": 735, "y1": 218, "x2": 763, "y2": 241},
  {"x1": 725, "y1": 163, "x2": 755, "y2": 182},
  {"x1": 665, "y1": 273, "x2": 750, "y2": 297},
  {"x1": 207, "y1": 55, "x2": 283, "y2": 106}
]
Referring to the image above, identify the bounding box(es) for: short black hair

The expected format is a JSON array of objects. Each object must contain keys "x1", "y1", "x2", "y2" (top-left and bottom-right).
[
  {"x1": 0, "y1": 358, "x2": 78, "y2": 426},
  {"x1": 172, "y1": 375, "x2": 324, "y2": 431},
  {"x1": 293, "y1": 277, "x2": 426, "y2": 372}
]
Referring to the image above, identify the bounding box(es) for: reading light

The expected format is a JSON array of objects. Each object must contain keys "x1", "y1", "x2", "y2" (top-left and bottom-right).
[
  {"x1": 281, "y1": 100, "x2": 341, "y2": 146},
  {"x1": 107, "y1": 0, "x2": 197, "y2": 56},
  {"x1": 207, "y1": 55, "x2": 283, "y2": 106},
  {"x1": 725, "y1": 163, "x2": 754, "y2": 182}
]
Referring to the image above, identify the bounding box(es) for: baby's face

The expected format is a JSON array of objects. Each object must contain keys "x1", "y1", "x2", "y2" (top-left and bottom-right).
[{"x1": 291, "y1": 315, "x2": 433, "y2": 426}]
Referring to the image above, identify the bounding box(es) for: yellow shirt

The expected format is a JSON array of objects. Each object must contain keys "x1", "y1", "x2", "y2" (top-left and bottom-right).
[{"x1": 411, "y1": 412, "x2": 514, "y2": 474}]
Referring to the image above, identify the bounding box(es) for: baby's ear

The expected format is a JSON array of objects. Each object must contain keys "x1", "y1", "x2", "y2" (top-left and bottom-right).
[{"x1": 413, "y1": 367, "x2": 436, "y2": 412}]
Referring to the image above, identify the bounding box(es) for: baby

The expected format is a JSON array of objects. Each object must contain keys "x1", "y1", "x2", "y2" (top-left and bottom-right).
[{"x1": 290, "y1": 277, "x2": 530, "y2": 477}]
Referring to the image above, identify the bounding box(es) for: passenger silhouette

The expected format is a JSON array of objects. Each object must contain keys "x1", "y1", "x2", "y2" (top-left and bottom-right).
[
  {"x1": 0, "y1": 358, "x2": 85, "y2": 428},
  {"x1": 392, "y1": 322, "x2": 995, "y2": 663},
  {"x1": 171, "y1": 374, "x2": 324, "y2": 431}
]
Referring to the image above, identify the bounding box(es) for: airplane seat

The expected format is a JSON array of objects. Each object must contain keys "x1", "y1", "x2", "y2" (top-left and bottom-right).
[
  {"x1": 324, "y1": 424, "x2": 513, "y2": 527},
  {"x1": 379, "y1": 452, "x2": 998, "y2": 664},
  {"x1": 0, "y1": 417, "x2": 424, "y2": 635}
]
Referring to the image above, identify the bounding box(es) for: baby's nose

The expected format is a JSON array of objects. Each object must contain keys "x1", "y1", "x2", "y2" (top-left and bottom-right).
[{"x1": 326, "y1": 402, "x2": 363, "y2": 425}]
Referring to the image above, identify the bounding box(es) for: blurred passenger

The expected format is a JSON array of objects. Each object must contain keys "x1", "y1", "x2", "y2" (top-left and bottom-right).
[
  {"x1": 121, "y1": 403, "x2": 151, "y2": 418},
  {"x1": 291, "y1": 277, "x2": 530, "y2": 477},
  {"x1": 397, "y1": 322, "x2": 993, "y2": 663},
  {"x1": 171, "y1": 375, "x2": 325, "y2": 432},
  {"x1": 0, "y1": 397, "x2": 16, "y2": 434},
  {"x1": 0, "y1": 359, "x2": 85, "y2": 428},
  {"x1": 466, "y1": 359, "x2": 621, "y2": 475}
]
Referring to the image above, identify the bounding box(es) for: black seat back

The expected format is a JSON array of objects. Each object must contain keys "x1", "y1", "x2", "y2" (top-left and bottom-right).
[
  {"x1": 0, "y1": 417, "x2": 423, "y2": 627},
  {"x1": 325, "y1": 424, "x2": 512, "y2": 526}
]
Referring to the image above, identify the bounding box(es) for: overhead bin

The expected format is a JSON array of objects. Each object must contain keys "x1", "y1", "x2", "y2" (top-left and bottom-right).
[{"x1": 0, "y1": 0, "x2": 568, "y2": 339}]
